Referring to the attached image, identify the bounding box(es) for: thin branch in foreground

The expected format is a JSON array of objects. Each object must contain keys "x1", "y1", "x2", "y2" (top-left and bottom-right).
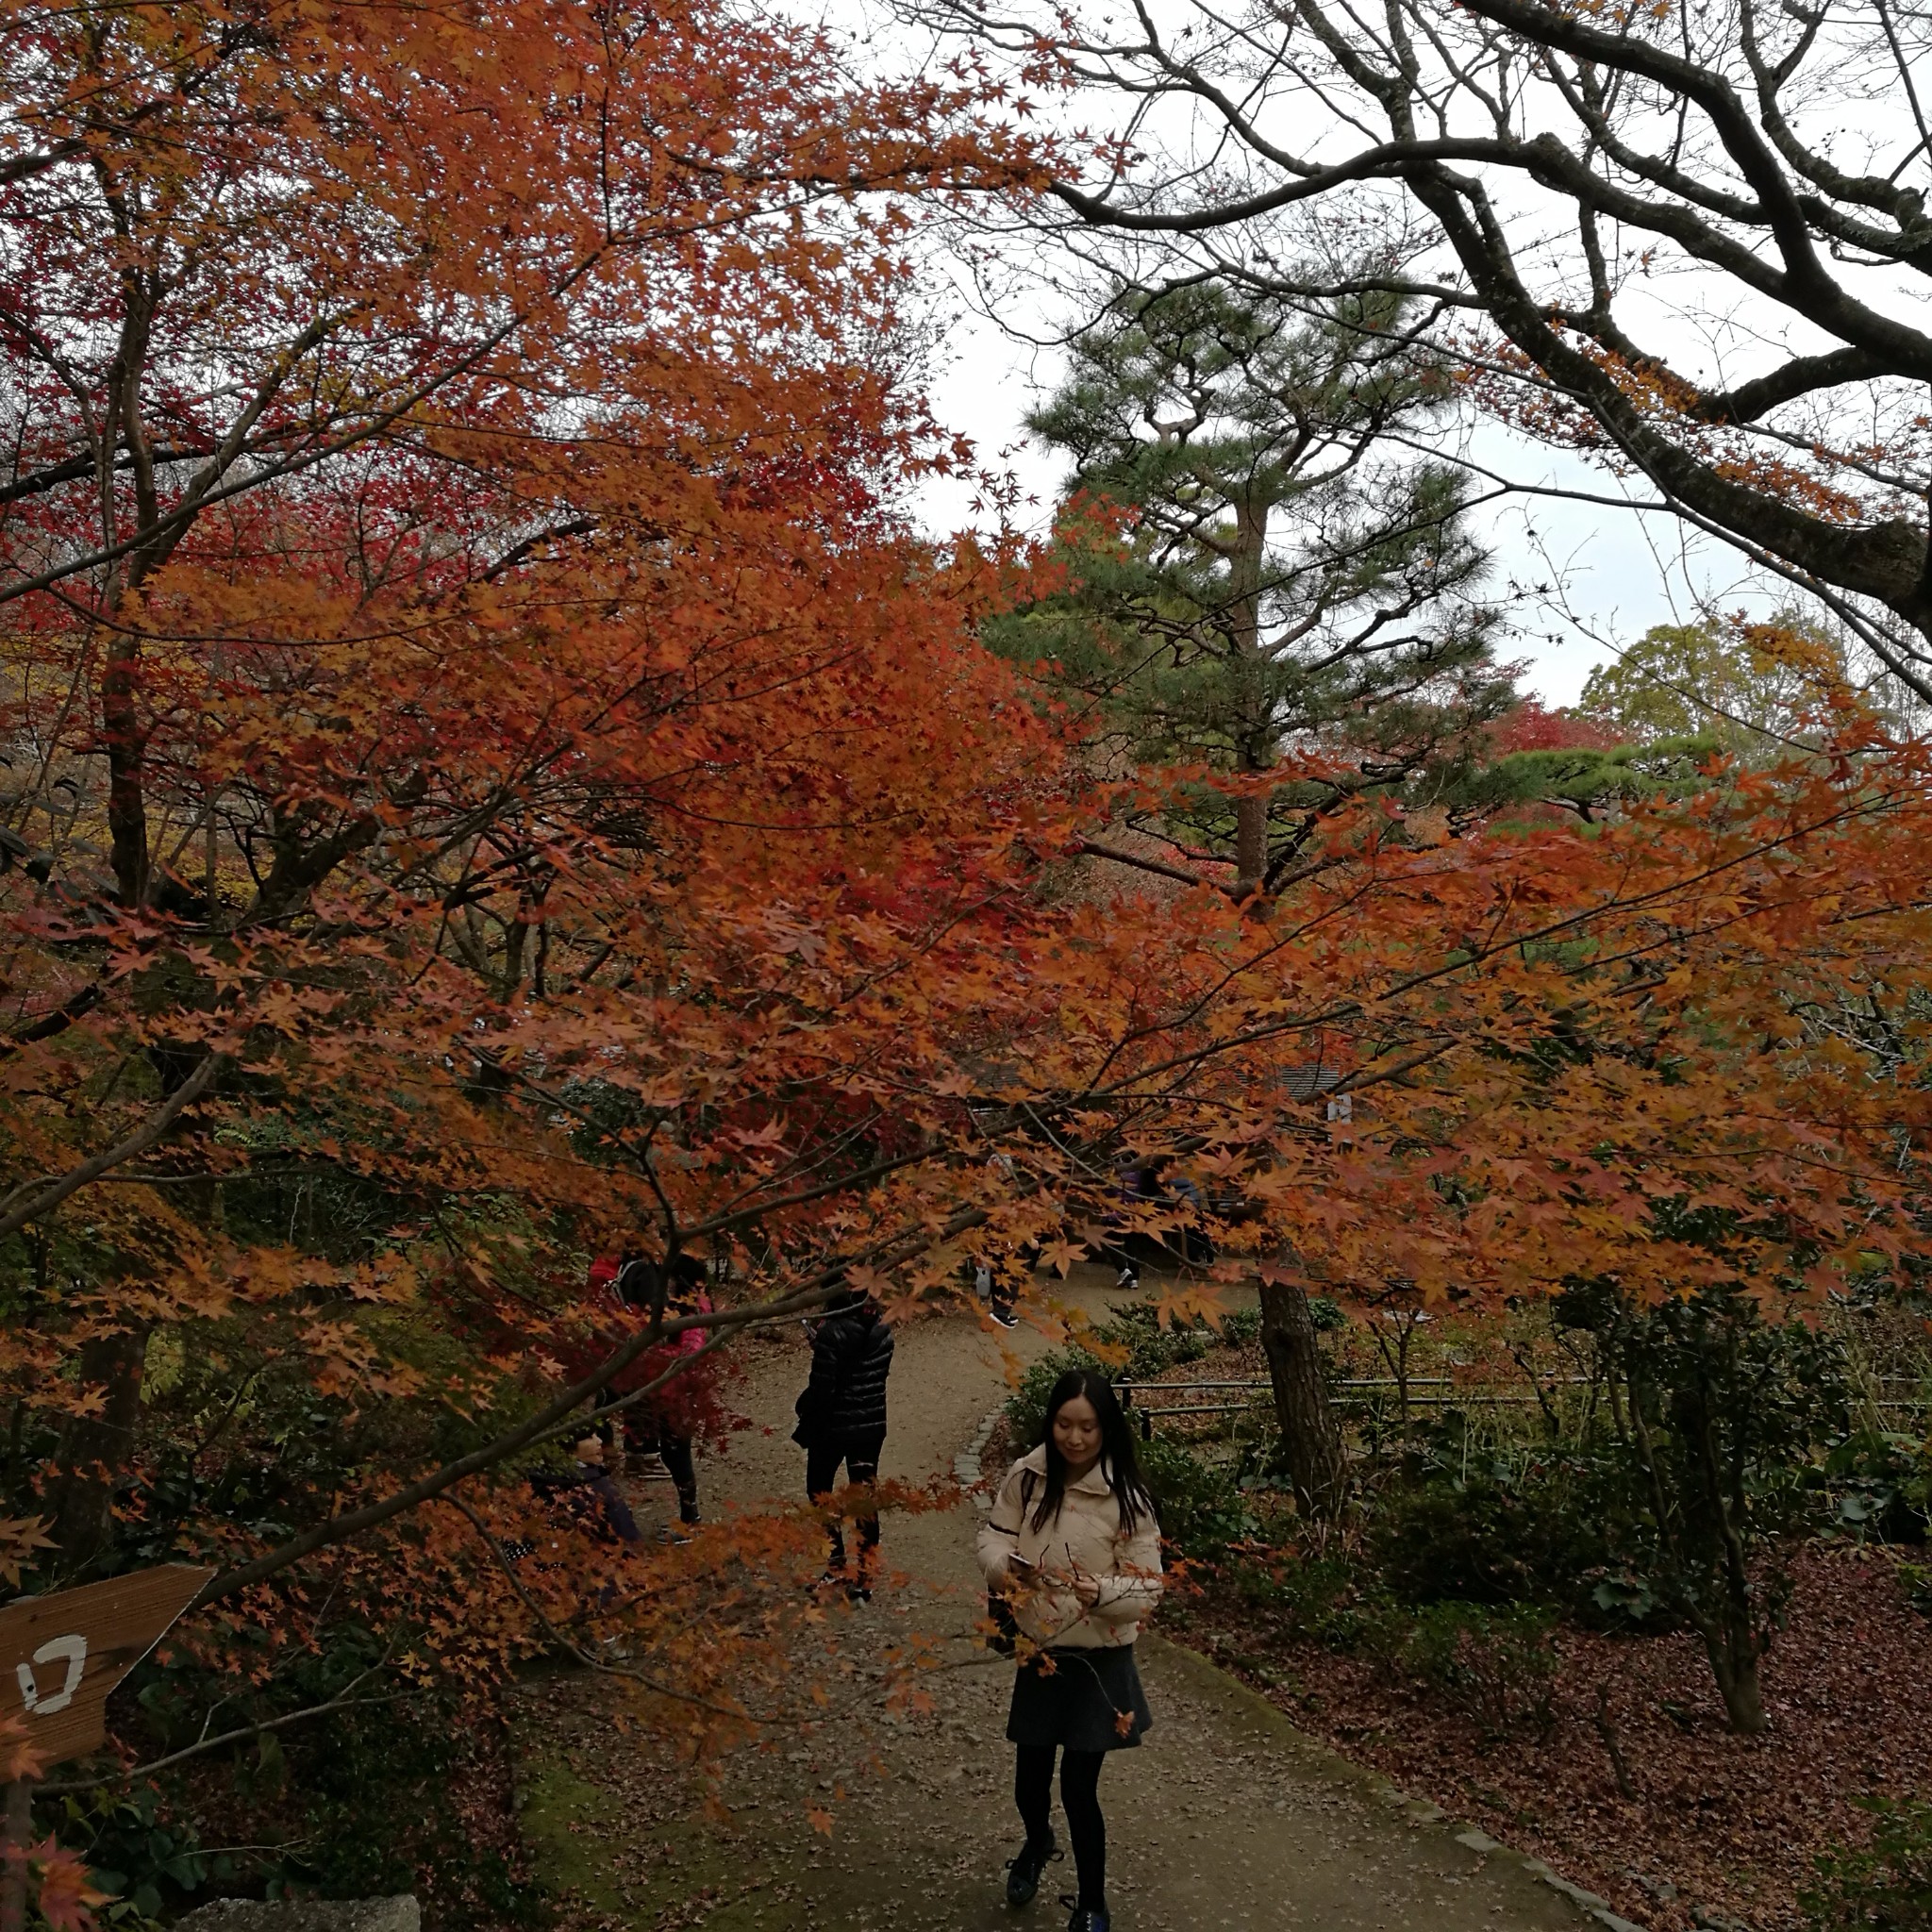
[
  {"x1": 38, "y1": 1680, "x2": 406, "y2": 1796},
  {"x1": 437, "y1": 1492, "x2": 757, "y2": 1722},
  {"x1": 0, "y1": 1052, "x2": 225, "y2": 1241},
  {"x1": 1078, "y1": 837, "x2": 1241, "y2": 895}
]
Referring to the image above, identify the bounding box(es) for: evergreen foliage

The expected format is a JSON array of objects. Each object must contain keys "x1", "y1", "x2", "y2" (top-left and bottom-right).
[{"x1": 990, "y1": 279, "x2": 1514, "y2": 880}]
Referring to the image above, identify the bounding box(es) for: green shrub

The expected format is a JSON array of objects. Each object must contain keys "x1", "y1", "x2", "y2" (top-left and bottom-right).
[
  {"x1": 1228, "y1": 1553, "x2": 1566, "y2": 1720},
  {"x1": 1399, "y1": 1601, "x2": 1560, "y2": 1741},
  {"x1": 1232, "y1": 1552, "x2": 1393, "y2": 1653},
  {"x1": 1557, "y1": 1273, "x2": 1853, "y2": 1731},
  {"x1": 1899, "y1": 1561, "x2": 1932, "y2": 1621},
  {"x1": 1003, "y1": 1346, "x2": 1106, "y2": 1445},
  {"x1": 998, "y1": 1306, "x2": 1271, "y2": 1562},
  {"x1": 1003, "y1": 1365, "x2": 1259, "y2": 1558},
  {"x1": 1826, "y1": 1430, "x2": 1932, "y2": 1544},
  {"x1": 1803, "y1": 1795, "x2": 1932, "y2": 1931},
  {"x1": 1000, "y1": 1299, "x2": 1247, "y2": 1443},
  {"x1": 56, "y1": 1787, "x2": 215, "y2": 1925},
  {"x1": 1105, "y1": 1300, "x2": 1217, "y2": 1377},
  {"x1": 1367, "y1": 1453, "x2": 1637, "y2": 1618},
  {"x1": 1221, "y1": 1307, "x2": 1264, "y2": 1346},
  {"x1": 273, "y1": 1690, "x2": 541, "y2": 1920},
  {"x1": 1140, "y1": 1437, "x2": 1261, "y2": 1559},
  {"x1": 114, "y1": 1628, "x2": 545, "y2": 1929}
]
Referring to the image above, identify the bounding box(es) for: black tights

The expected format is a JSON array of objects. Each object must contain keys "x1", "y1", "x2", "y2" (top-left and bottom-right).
[
  {"x1": 1015, "y1": 1744, "x2": 1107, "y2": 1910},
  {"x1": 655, "y1": 1431, "x2": 699, "y2": 1524},
  {"x1": 804, "y1": 1435, "x2": 884, "y2": 1571}
]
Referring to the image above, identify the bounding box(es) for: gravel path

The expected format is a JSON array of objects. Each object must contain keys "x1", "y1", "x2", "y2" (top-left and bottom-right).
[{"x1": 513, "y1": 1269, "x2": 1614, "y2": 1932}]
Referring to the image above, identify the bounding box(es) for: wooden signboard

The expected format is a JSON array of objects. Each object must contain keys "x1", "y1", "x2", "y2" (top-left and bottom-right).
[{"x1": 0, "y1": 1564, "x2": 213, "y2": 1770}]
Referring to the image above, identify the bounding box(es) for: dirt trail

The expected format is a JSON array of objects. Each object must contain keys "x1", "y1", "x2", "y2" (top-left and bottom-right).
[{"x1": 514, "y1": 1270, "x2": 1622, "y2": 1931}]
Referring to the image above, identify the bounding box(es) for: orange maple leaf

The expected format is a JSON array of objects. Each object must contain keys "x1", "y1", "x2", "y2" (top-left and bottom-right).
[{"x1": 29, "y1": 1843, "x2": 110, "y2": 1932}]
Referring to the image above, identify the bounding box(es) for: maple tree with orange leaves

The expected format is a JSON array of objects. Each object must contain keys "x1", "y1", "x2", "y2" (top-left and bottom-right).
[{"x1": 3, "y1": 0, "x2": 1932, "y2": 1915}]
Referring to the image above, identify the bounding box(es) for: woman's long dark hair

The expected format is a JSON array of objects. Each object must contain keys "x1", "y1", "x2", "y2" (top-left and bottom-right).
[{"x1": 1027, "y1": 1367, "x2": 1157, "y2": 1536}]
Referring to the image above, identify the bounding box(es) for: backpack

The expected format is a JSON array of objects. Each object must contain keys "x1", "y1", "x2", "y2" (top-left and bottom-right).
[{"x1": 986, "y1": 1468, "x2": 1041, "y2": 1657}]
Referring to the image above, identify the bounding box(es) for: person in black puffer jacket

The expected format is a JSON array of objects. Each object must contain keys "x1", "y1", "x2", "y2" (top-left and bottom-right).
[{"x1": 793, "y1": 1286, "x2": 894, "y2": 1593}]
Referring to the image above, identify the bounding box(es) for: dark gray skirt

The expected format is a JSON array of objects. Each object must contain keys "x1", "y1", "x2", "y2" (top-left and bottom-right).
[{"x1": 1006, "y1": 1643, "x2": 1153, "y2": 1753}]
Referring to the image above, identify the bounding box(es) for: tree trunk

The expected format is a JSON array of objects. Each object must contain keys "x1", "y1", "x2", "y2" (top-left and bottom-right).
[
  {"x1": 1702, "y1": 1626, "x2": 1768, "y2": 1734},
  {"x1": 1707, "y1": 1411, "x2": 1770, "y2": 1733},
  {"x1": 1232, "y1": 500, "x2": 1272, "y2": 893},
  {"x1": 101, "y1": 631, "x2": 152, "y2": 909},
  {"x1": 1235, "y1": 793, "x2": 1269, "y2": 892},
  {"x1": 49, "y1": 1323, "x2": 150, "y2": 1579},
  {"x1": 1258, "y1": 1275, "x2": 1347, "y2": 1517}
]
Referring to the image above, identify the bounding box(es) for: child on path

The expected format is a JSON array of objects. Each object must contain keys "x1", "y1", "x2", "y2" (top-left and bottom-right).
[
  {"x1": 792, "y1": 1282, "x2": 895, "y2": 1596},
  {"x1": 977, "y1": 1367, "x2": 1163, "y2": 1932}
]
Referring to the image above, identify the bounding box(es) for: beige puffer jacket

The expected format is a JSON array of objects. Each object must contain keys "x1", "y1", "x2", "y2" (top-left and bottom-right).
[{"x1": 976, "y1": 1444, "x2": 1163, "y2": 1650}]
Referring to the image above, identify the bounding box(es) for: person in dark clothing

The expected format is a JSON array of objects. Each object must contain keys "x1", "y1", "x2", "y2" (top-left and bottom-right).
[
  {"x1": 974, "y1": 1248, "x2": 1024, "y2": 1328},
  {"x1": 529, "y1": 1435, "x2": 644, "y2": 1548},
  {"x1": 792, "y1": 1286, "x2": 894, "y2": 1596},
  {"x1": 1102, "y1": 1163, "x2": 1157, "y2": 1291},
  {"x1": 1104, "y1": 1158, "x2": 1213, "y2": 1289},
  {"x1": 974, "y1": 1147, "x2": 1024, "y2": 1327}
]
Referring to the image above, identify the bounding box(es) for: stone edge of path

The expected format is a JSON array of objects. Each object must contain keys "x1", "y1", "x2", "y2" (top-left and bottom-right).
[
  {"x1": 954, "y1": 1407, "x2": 1002, "y2": 1500},
  {"x1": 962, "y1": 1401, "x2": 1644, "y2": 1932}
]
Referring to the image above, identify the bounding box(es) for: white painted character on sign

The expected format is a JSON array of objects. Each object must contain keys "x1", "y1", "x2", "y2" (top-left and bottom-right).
[{"x1": 16, "y1": 1634, "x2": 86, "y2": 1716}]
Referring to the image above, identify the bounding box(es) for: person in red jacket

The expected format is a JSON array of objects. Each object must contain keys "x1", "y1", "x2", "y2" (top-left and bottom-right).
[{"x1": 587, "y1": 1251, "x2": 723, "y2": 1537}]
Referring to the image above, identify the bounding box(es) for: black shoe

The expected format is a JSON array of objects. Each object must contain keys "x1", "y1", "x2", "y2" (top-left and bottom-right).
[
  {"x1": 1061, "y1": 1896, "x2": 1108, "y2": 1932},
  {"x1": 990, "y1": 1306, "x2": 1020, "y2": 1329},
  {"x1": 1004, "y1": 1833, "x2": 1058, "y2": 1907},
  {"x1": 811, "y1": 1568, "x2": 872, "y2": 1604}
]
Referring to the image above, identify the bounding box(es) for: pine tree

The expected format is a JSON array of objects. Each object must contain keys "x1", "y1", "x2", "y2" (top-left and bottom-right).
[{"x1": 993, "y1": 279, "x2": 1513, "y2": 887}]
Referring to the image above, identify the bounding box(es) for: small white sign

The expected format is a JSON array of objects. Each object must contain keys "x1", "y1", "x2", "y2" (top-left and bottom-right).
[{"x1": 16, "y1": 1635, "x2": 87, "y2": 1716}]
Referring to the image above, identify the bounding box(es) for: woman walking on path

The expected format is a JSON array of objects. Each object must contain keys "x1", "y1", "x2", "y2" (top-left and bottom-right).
[
  {"x1": 792, "y1": 1282, "x2": 895, "y2": 1596},
  {"x1": 978, "y1": 1367, "x2": 1163, "y2": 1932}
]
